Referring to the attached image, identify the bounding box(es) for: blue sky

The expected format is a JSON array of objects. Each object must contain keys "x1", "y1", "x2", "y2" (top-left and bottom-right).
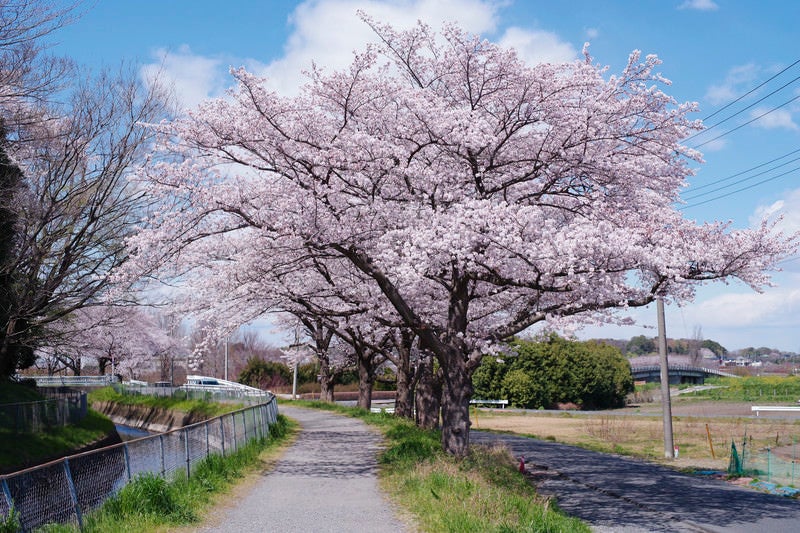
[{"x1": 51, "y1": 0, "x2": 800, "y2": 352}]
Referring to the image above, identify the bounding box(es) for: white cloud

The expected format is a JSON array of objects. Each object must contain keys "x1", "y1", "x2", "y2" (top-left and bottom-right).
[
  {"x1": 704, "y1": 63, "x2": 758, "y2": 106},
  {"x1": 585, "y1": 27, "x2": 599, "y2": 40},
  {"x1": 261, "y1": 0, "x2": 502, "y2": 95},
  {"x1": 751, "y1": 188, "x2": 800, "y2": 234},
  {"x1": 683, "y1": 285, "x2": 800, "y2": 329},
  {"x1": 140, "y1": 1, "x2": 580, "y2": 104},
  {"x1": 694, "y1": 137, "x2": 727, "y2": 152},
  {"x1": 750, "y1": 107, "x2": 799, "y2": 130},
  {"x1": 498, "y1": 27, "x2": 578, "y2": 65},
  {"x1": 678, "y1": 0, "x2": 719, "y2": 11},
  {"x1": 141, "y1": 45, "x2": 230, "y2": 112}
]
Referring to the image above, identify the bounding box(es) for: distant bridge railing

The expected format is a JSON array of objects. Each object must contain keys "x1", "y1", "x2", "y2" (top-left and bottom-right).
[
  {"x1": 630, "y1": 364, "x2": 739, "y2": 380},
  {"x1": 16, "y1": 375, "x2": 119, "y2": 388}
]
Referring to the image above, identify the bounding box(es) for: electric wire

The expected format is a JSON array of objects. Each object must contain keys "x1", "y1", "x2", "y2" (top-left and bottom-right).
[
  {"x1": 692, "y1": 93, "x2": 800, "y2": 149},
  {"x1": 687, "y1": 148, "x2": 800, "y2": 193},
  {"x1": 680, "y1": 165, "x2": 800, "y2": 209},
  {"x1": 683, "y1": 153, "x2": 800, "y2": 201},
  {"x1": 685, "y1": 73, "x2": 800, "y2": 144},
  {"x1": 701, "y1": 58, "x2": 800, "y2": 122}
]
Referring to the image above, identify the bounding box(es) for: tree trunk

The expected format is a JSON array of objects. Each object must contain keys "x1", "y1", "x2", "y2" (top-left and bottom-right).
[
  {"x1": 357, "y1": 352, "x2": 374, "y2": 410},
  {"x1": 440, "y1": 358, "x2": 473, "y2": 457},
  {"x1": 318, "y1": 374, "x2": 335, "y2": 402},
  {"x1": 318, "y1": 356, "x2": 335, "y2": 402},
  {"x1": 415, "y1": 353, "x2": 441, "y2": 430},
  {"x1": 393, "y1": 329, "x2": 416, "y2": 419},
  {"x1": 394, "y1": 362, "x2": 414, "y2": 419}
]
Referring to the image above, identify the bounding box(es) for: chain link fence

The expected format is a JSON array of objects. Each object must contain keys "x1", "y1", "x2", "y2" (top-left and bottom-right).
[
  {"x1": 0, "y1": 390, "x2": 88, "y2": 433},
  {"x1": 0, "y1": 394, "x2": 279, "y2": 531}
]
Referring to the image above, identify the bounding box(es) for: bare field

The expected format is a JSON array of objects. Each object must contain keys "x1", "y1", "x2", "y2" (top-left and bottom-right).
[{"x1": 472, "y1": 399, "x2": 800, "y2": 471}]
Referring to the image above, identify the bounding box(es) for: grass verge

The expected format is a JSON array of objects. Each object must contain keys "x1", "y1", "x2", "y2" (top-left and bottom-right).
[
  {"x1": 291, "y1": 400, "x2": 589, "y2": 533},
  {"x1": 88, "y1": 387, "x2": 238, "y2": 419},
  {"x1": 36, "y1": 413, "x2": 295, "y2": 533}
]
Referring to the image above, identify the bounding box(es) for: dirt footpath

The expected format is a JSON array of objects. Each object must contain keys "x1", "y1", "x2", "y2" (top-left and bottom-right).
[{"x1": 194, "y1": 406, "x2": 409, "y2": 533}]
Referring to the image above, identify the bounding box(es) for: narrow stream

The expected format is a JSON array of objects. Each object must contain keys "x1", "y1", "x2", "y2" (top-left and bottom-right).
[{"x1": 115, "y1": 424, "x2": 154, "y2": 441}]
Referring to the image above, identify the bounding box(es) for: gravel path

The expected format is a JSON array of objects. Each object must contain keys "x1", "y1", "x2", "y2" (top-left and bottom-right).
[
  {"x1": 471, "y1": 430, "x2": 800, "y2": 533},
  {"x1": 196, "y1": 406, "x2": 408, "y2": 533}
]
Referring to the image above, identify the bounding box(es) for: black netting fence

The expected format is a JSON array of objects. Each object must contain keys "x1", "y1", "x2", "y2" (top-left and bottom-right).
[
  {"x1": 0, "y1": 395, "x2": 278, "y2": 531},
  {"x1": 728, "y1": 436, "x2": 800, "y2": 488}
]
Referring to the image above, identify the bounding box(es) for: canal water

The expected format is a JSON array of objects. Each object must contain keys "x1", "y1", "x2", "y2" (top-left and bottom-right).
[{"x1": 115, "y1": 424, "x2": 154, "y2": 441}]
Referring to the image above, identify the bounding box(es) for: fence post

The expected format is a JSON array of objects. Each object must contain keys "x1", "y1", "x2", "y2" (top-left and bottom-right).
[
  {"x1": 123, "y1": 443, "x2": 132, "y2": 482},
  {"x1": 220, "y1": 416, "x2": 226, "y2": 457},
  {"x1": 205, "y1": 421, "x2": 210, "y2": 457},
  {"x1": 767, "y1": 447, "x2": 772, "y2": 482},
  {"x1": 1, "y1": 479, "x2": 14, "y2": 516},
  {"x1": 260, "y1": 404, "x2": 265, "y2": 437},
  {"x1": 232, "y1": 413, "x2": 238, "y2": 452},
  {"x1": 63, "y1": 459, "x2": 84, "y2": 530},
  {"x1": 159, "y1": 434, "x2": 166, "y2": 477},
  {"x1": 184, "y1": 428, "x2": 191, "y2": 479}
]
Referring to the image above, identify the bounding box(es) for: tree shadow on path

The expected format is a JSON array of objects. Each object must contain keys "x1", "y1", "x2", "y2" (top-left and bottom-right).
[{"x1": 472, "y1": 431, "x2": 800, "y2": 533}]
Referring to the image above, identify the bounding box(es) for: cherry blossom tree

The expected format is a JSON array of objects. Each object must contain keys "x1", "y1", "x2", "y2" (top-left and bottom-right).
[
  {"x1": 128, "y1": 19, "x2": 796, "y2": 455},
  {"x1": 39, "y1": 305, "x2": 177, "y2": 378}
]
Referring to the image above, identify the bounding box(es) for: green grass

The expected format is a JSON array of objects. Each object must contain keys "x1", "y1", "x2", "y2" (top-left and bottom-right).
[
  {"x1": 692, "y1": 376, "x2": 800, "y2": 402},
  {"x1": 38, "y1": 414, "x2": 295, "y2": 533},
  {"x1": 291, "y1": 400, "x2": 589, "y2": 532},
  {"x1": 0, "y1": 409, "x2": 115, "y2": 469},
  {"x1": 89, "y1": 387, "x2": 238, "y2": 419}
]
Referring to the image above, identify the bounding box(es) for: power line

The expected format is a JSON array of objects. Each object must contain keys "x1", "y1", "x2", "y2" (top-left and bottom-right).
[
  {"x1": 686, "y1": 74, "x2": 800, "y2": 144},
  {"x1": 702, "y1": 58, "x2": 800, "y2": 122},
  {"x1": 680, "y1": 165, "x2": 800, "y2": 209},
  {"x1": 778, "y1": 255, "x2": 800, "y2": 267},
  {"x1": 683, "y1": 153, "x2": 800, "y2": 201},
  {"x1": 692, "y1": 93, "x2": 800, "y2": 149},
  {"x1": 687, "y1": 148, "x2": 800, "y2": 193}
]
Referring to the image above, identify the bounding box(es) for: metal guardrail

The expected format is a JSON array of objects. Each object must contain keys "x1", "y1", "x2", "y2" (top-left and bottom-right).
[
  {"x1": 0, "y1": 394, "x2": 279, "y2": 531},
  {"x1": 751, "y1": 406, "x2": 800, "y2": 416},
  {"x1": 470, "y1": 399, "x2": 509, "y2": 408}
]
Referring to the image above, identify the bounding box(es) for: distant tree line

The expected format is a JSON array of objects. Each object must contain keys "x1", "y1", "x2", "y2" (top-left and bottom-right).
[{"x1": 614, "y1": 335, "x2": 728, "y2": 358}]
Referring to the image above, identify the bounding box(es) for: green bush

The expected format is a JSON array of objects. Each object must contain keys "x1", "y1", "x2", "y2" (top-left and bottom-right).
[
  {"x1": 501, "y1": 369, "x2": 540, "y2": 408},
  {"x1": 474, "y1": 335, "x2": 633, "y2": 410},
  {"x1": 238, "y1": 358, "x2": 292, "y2": 389}
]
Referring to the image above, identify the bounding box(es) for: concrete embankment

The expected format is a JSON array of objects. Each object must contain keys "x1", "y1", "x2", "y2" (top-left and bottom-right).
[{"x1": 90, "y1": 400, "x2": 207, "y2": 433}]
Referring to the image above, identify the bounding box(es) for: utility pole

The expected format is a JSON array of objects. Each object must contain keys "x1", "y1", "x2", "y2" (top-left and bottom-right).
[
  {"x1": 292, "y1": 361, "x2": 298, "y2": 400},
  {"x1": 657, "y1": 296, "x2": 675, "y2": 459}
]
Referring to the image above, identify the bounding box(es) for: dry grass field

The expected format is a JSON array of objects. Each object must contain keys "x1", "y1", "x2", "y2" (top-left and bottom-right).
[{"x1": 472, "y1": 397, "x2": 800, "y2": 472}]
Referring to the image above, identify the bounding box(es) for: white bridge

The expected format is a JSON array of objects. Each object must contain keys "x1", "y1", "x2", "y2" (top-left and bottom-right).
[{"x1": 182, "y1": 375, "x2": 268, "y2": 397}]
